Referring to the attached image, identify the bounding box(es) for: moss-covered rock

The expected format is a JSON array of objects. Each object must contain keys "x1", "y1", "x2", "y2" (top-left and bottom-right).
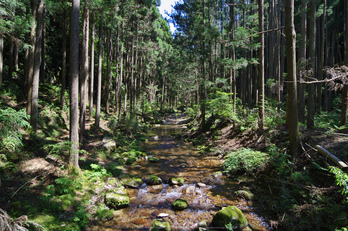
[
  {"x1": 149, "y1": 157, "x2": 160, "y2": 162},
  {"x1": 172, "y1": 199, "x2": 188, "y2": 210},
  {"x1": 149, "y1": 219, "x2": 171, "y2": 231},
  {"x1": 148, "y1": 175, "x2": 162, "y2": 185},
  {"x1": 120, "y1": 174, "x2": 143, "y2": 188},
  {"x1": 105, "y1": 187, "x2": 129, "y2": 209},
  {"x1": 212, "y1": 206, "x2": 248, "y2": 230},
  {"x1": 235, "y1": 190, "x2": 254, "y2": 200},
  {"x1": 169, "y1": 177, "x2": 184, "y2": 186}
]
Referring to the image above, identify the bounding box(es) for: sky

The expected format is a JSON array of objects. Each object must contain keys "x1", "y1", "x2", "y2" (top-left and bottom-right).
[{"x1": 157, "y1": 0, "x2": 180, "y2": 33}]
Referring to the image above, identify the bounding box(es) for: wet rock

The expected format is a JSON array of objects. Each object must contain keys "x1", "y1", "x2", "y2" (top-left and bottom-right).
[
  {"x1": 149, "y1": 220, "x2": 171, "y2": 231},
  {"x1": 213, "y1": 171, "x2": 223, "y2": 178},
  {"x1": 172, "y1": 199, "x2": 188, "y2": 210},
  {"x1": 212, "y1": 206, "x2": 248, "y2": 230},
  {"x1": 101, "y1": 137, "x2": 116, "y2": 151},
  {"x1": 157, "y1": 213, "x2": 169, "y2": 218},
  {"x1": 147, "y1": 175, "x2": 163, "y2": 185},
  {"x1": 198, "y1": 220, "x2": 207, "y2": 227},
  {"x1": 197, "y1": 183, "x2": 206, "y2": 188},
  {"x1": 148, "y1": 184, "x2": 163, "y2": 194},
  {"x1": 183, "y1": 185, "x2": 195, "y2": 194},
  {"x1": 105, "y1": 186, "x2": 130, "y2": 209},
  {"x1": 179, "y1": 163, "x2": 186, "y2": 168},
  {"x1": 235, "y1": 190, "x2": 254, "y2": 200},
  {"x1": 149, "y1": 157, "x2": 160, "y2": 162},
  {"x1": 120, "y1": 174, "x2": 143, "y2": 189},
  {"x1": 169, "y1": 177, "x2": 184, "y2": 186}
]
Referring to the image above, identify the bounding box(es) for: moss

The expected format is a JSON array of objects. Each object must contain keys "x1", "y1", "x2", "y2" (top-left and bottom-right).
[
  {"x1": 172, "y1": 199, "x2": 188, "y2": 210},
  {"x1": 105, "y1": 189, "x2": 129, "y2": 209},
  {"x1": 169, "y1": 177, "x2": 184, "y2": 186},
  {"x1": 148, "y1": 175, "x2": 162, "y2": 185},
  {"x1": 235, "y1": 190, "x2": 254, "y2": 200},
  {"x1": 212, "y1": 206, "x2": 248, "y2": 229},
  {"x1": 149, "y1": 219, "x2": 171, "y2": 231},
  {"x1": 120, "y1": 174, "x2": 143, "y2": 188},
  {"x1": 149, "y1": 157, "x2": 159, "y2": 162}
]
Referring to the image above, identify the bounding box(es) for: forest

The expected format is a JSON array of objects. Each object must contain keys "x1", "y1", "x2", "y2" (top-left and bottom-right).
[{"x1": 1, "y1": 0, "x2": 348, "y2": 230}]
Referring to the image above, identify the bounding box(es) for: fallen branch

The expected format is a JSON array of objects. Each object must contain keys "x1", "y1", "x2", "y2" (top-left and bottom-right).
[
  {"x1": 7, "y1": 175, "x2": 41, "y2": 205},
  {"x1": 314, "y1": 145, "x2": 348, "y2": 169}
]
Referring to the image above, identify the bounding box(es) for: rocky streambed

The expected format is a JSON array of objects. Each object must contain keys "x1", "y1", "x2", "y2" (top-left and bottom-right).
[{"x1": 88, "y1": 115, "x2": 270, "y2": 230}]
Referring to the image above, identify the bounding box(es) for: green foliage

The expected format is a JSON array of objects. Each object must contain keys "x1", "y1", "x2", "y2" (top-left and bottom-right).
[
  {"x1": 0, "y1": 208, "x2": 44, "y2": 231},
  {"x1": 206, "y1": 91, "x2": 239, "y2": 122},
  {"x1": 267, "y1": 144, "x2": 292, "y2": 177},
  {"x1": 329, "y1": 166, "x2": 348, "y2": 203},
  {"x1": 0, "y1": 108, "x2": 30, "y2": 152},
  {"x1": 314, "y1": 110, "x2": 341, "y2": 132},
  {"x1": 222, "y1": 148, "x2": 269, "y2": 175},
  {"x1": 185, "y1": 104, "x2": 200, "y2": 119}
]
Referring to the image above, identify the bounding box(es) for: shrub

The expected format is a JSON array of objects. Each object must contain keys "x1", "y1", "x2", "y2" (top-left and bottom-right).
[{"x1": 222, "y1": 148, "x2": 269, "y2": 175}]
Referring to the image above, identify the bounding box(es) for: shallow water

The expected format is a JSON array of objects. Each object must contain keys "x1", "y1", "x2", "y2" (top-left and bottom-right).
[{"x1": 90, "y1": 116, "x2": 270, "y2": 230}]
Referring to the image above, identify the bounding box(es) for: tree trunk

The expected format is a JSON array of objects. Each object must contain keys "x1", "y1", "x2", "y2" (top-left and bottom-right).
[
  {"x1": 31, "y1": 0, "x2": 44, "y2": 134},
  {"x1": 298, "y1": 0, "x2": 307, "y2": 124},
  {"x1": 80, "y1": 6, "x2": 89, "y2": 142},
  {"x1": 69, "y1": 0, "x2": 80, "y2": 169},
  {"x1": 340, "y1": 0, "x2": 348, "y2": 127},
  {"x1": 307, "y1": 0, "x2": 316, "y2": 129},
  {"x1": 95, "y1": 15, "x2": 103, "y2": 129},
  {"x1": 118, "y1": 21, "x2": 124, "y2": 121},
  {"x1": 285, "y1": 0, "x2": 299, "y2": 160},
  {"x1": 61, "y1": 8, "x2": 67, "y2": 107},
  {"x1": 318, "y1": 0, "x2": 326, "y2": 114},
  {"x1": 0, "y1": 33, "x2": 3, "y2": 84},
  {"x1": 8, "y1": 37, "x2": 14, "y2": 79},
  {"x1": 89, "y1": 13, "x2": 95, "y2": 117},
  {"x1": 258, "y1": 0, "x2": 265, "y2": 132},
  {"x1": 40, "y1": 15, "x2": 46, "y2": 83},
  {"x1": 27, "y1": 0, "x2": 37, "y2": 115},
  {"x1": 105, "y1": 29, "x2": 113, "y2": 114}
]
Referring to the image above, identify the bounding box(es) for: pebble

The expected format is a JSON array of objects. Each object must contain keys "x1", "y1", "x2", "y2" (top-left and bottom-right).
[
  {"x1": 157, "y1": 213, "x2": 169, "y2": 218},
  {"x1": 197, "y1": 183, "x2": 206, "y2": 188}
]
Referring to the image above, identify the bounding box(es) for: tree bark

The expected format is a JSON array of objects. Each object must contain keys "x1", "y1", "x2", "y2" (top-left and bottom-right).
[
  {"x1": 258, "y1": 0, "x2": 265, "y2": 132},
  {"x1": 105, "y1": 29, "x2": 113, "y2": 114},
  {"x1": 307, "y1": 0, "x2": 316, "y2": 129},
  {"x1": 60, "y1": 8, "x2": 67, "y2": 107},
  {"x1": 0, "y1": 33, "x2": 3, "y2": 84},
  {"x1": 80, "y1": 6, "x2": 89, "y2": 142},
  {"x1": 89, "y1": 13, "x2": 95, "y2": 117},
  {"x1": 69, "y1": 0, "x2": 80, "y2": 169},
  {"x1": 340, "y1": 0, "x2": 348, "y2": 127},
  {"x1": 285, "y1": 0, "x2": 299, "y2": 160},
  {"x1": 298, "y1": 0, "x2": 307, "y2": 124},
  {"x1": 31, "y1": 0, "x2": 44, "y2": 134},
  {"x1": 95, "y1": 15, "x2": 103, "y2": 129},
  {"x1": 27, "y1": 0, "x2": 37, "y2": 115}
]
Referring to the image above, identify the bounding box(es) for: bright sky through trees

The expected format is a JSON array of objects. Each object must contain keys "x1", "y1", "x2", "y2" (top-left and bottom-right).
[{"x1": 157, "y1": 0, "x2": 179, "y2": 33}]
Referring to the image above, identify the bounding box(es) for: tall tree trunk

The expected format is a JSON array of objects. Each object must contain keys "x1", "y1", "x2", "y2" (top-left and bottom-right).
[
  {"x1": 258, "y1": 0, "x2": 265, "y2": 132},
  {"x1": 27, "y1": 0, "x2": 37, "y2": 115},
  {"x1": 285, "y1": 0, "x2": 299, "y2": 159},
  {"x1": 95, "y1": 15, "x2": 103, "y2": 129},
  {"x1": 298, "y1": 0, "x2": 307, "y2": 124},
  {"x1": 8, "y1": 37, "x2": 14, "y2": 79},
  {"x1": 40, "y1": 14, "x2": 46, "y2": 83},
  {"x1": 80, "y1": 6, "x2": 89, "y2": 142},
  {"x1": 105, "y1": 29, "x2": 113, "y2": 114},
  {"x1": 341, "y1": 0, "x2": 348, "y2": 127},
  {"x1": 118, "y1": 21, "x2": 124, "y2": 121},
  {"x1": 307, "y1": 0, "x2": 316, "y2": 129},
  {"x1": 61, "y1": 8, "x2": 67, "y2": 107},
  {"x1": 69, "y1": 0, "x2": 80, "y2": 169},
  {"x1": 89, "y1": 13, "x2": 95, "y2": 117},
  {"x1": 0, "y1": 33, "x2": 3, "y2": 84},
  {"x1": 31, "y1": 0, "x2": 44, "y2": 134},
  {"x1": 318, "y1": 0, "x2": 326, "y2": 114}
]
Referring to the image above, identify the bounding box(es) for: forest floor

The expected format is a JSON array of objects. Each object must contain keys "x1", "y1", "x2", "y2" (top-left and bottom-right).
[{"x1": 1, "y1": 98, "x2": 348, "y2": 230}]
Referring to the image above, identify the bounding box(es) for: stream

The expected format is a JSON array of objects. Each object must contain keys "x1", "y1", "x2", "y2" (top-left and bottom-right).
[{"x1": 92, "y1": 115, "x2": 270, "y2": 230}]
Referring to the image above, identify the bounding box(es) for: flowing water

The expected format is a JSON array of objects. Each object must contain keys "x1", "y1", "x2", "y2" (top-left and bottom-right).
[{"x1": 91, "y1": 115, "x2": 270, "y2": 230}]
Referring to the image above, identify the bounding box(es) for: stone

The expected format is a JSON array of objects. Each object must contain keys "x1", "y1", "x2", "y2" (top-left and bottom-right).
[
  {"x1": 101, "y1": 137, "x2": 116, "y2": 151},
  {"x1": 198, "y1": 220, "x2": 207, "y2": 227},
  {"x1": 183, "y1": 185, "x2": 195, "y2": 194},
  {"x1": 120, "y1": 175, "x2": 143, "y2": 189},
  {"x1": 213, "y1": 171, "x2": 223, "y2": 178},
  {"x1": 157, "y1": 213, "x2": 169, "y2": 218},
  {"x1": 235, "y1": 190, "x2": 254, "y2": 200},
  {"x1": 149, "y1": 220, "x2": 171, "y2": 231},
  {"x1": 179, "y1": 163, "x2": 186, "y2": 168},
  {"x1": 197, "y1": 183, "x2": 206, "y2": 188},
  {"x1": 105, "y1": 187, "x2": 130, "y2": 209},
  {"x1": 169, "y1": 177, "x2": 184, "y2": 186},
  {"x1": 148, "y1": 184, "x2": 163, "y2": 194},
  {"x1": 212, "y1": 206, "x2": 248, "y2": 229},
  {"x1": 172, "y1": 199, "x2": 188, "y2": 210},
  {"x1": 149, "y1": 157, "x2": 160, "y2": 162},
  {"x1": 147, "y1": 175, "x2": 162, "y2": 185}
]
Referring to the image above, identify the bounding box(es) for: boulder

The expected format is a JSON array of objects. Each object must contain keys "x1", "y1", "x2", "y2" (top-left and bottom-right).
[
  {"x1": 169, "y1": 177, "x2": 184, "y2": 186},
  {"x1": 235, "y1": 190, "x2": 254, "y2": 200},
  {"x1": 105, "y1": 186, "x2": 129, "y2": 209},
  {"x1": 183, "y1": 185, "x2": 195, "y2": 195},
  {"x1": 148, "y1": 184, "x2": 164, "y2": 194},
  {"x1": 149, "y1": 220, "x2": 171, "y2": 231},
  {"x1": 120, "y1": 174, "x2": 143, "y2": 189},
  {"x1": 148, "y1": 175, "x2": 162, "y2": 185},
  {"x1": 149, "y1": 157, "x2": 160, "y2": 162},
  {"x1": 212, "y1": 206, "x2": 248, "y2": 230},
  {"x1": 172, "y1": 199, "x2": 188, "y2": 210},
  {"x1": 197, "y1": 183, "x2": 206, "y2": 188},
  {"x1": 101, "y1": 137, "x2": 116, "y2": 151}
]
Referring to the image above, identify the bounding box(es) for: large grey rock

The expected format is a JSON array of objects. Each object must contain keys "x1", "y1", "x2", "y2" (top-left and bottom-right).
[
  {"x1": 105, "y1": 186, "x2": 129, "y2": 209},
  {"x1": 101, "y1": 137, "x2": 116, "y2": 151}
]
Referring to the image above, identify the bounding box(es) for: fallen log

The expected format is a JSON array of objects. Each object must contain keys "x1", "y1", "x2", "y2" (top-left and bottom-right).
[{"x1": 314, "y1": 145, "x2": 348, "y2": 169}]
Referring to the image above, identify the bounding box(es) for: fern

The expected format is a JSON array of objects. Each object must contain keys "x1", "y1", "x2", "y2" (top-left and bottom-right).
[
  {"x1": 329, "y1": 166, "x2": 348, "y2": 203},
  {"x1": 0, "y1": 108, "x2": 31, "y2": 151},
  {"x1": 0, "y1": 208, "x2": 44, "y2": 231}
]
